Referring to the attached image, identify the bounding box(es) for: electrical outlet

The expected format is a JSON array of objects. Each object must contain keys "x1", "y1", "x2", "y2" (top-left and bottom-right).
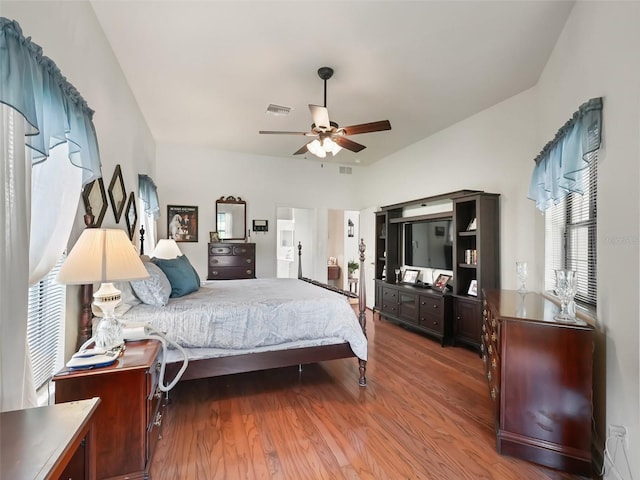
[{"x1": 608, "y1": 424, "x2": 629, "y2": 449}]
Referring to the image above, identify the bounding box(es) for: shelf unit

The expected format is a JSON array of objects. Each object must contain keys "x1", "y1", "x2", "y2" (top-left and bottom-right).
[
  {"x1": 452, "y1": 193, "x2": 500, "y2": 351},
  {"x1": 374, "y1": 190, "x2": 500, "y2": 351}
]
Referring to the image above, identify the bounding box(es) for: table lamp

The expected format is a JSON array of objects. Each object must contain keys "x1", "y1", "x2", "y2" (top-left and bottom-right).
[
  {"x1": 57, "y1": 228, "x2": 149, "y2": 350},
  {"x1": 150, "y1": 238, "x2": 182, "y2": 259}
]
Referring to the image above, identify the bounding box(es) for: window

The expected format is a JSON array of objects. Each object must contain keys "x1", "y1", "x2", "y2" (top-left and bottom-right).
[
  {"x1": 544, "y1": 152, "x2": 597, "y2": 307},
  {"x1": 27, "y1": 255, "x2": 66, "y2": 391}
]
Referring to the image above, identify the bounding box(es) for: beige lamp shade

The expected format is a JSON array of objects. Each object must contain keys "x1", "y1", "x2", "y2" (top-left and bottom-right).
[
  {"x1": 57, "y1": 228, "x2": 149, "y2": 284},
  {"x1": 151, "y1": 238, "x2": 182, "y2": 259}
]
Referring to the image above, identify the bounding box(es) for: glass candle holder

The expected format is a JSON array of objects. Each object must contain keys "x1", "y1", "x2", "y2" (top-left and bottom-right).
[
  {"x1": 516, "y1": 261, "x2": 528, "y2": 292},
  {"x1": 554, "y1": 269, "x2": 577, "y2": 322}
]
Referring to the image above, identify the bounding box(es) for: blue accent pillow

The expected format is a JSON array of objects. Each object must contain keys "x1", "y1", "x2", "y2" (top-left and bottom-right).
[{"x1": 151, "y1": 255, "x2": 200, "y2": 298}]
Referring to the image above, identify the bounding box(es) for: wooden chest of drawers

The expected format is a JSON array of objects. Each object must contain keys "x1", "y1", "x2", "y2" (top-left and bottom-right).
[
  {"x1": 482, "y1": 289, "x2": 594, "y2": 476},
  {"x1": 54, "y1": 340, "x2": 163, "y2": 480},
  {"x1": 207, "y1": 242, "x2": 256, "y2": 280}
]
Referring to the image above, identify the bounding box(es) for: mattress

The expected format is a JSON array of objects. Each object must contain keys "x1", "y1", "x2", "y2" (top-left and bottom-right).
[{"x1": 120, "y1": 278, "x2": 367, "y2": 360}]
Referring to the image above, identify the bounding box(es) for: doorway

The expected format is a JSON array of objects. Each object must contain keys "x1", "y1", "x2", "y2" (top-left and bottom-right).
[
  {"x1": 327, "y1": 209, "x2": 360, "y2": 291},
  {"x1": 276, "y1": 207, "x2": 316, "y2": 279}
]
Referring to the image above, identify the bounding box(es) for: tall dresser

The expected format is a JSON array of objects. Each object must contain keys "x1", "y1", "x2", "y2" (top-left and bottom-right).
[
  {"x1": 482, "y1": 289, "x2": 594, "y2": 476},
  {"x1": 207, "y1": 242, "x2": 256, "y2": 280}
]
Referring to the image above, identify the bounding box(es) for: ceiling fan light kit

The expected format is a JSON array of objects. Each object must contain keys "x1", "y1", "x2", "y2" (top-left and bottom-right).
[{"x1": 259, "y1": 66, "x2": 391, "y2": 159}]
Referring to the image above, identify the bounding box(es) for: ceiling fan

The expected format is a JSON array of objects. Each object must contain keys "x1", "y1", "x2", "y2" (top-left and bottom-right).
[{"x1": 259, "y1": 67, "x2": 391, "y2": 158}]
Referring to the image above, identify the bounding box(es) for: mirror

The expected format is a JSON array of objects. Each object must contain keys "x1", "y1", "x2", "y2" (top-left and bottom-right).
[{"x1": 215, "y1": 196, "x2": 247, "y2": 241}]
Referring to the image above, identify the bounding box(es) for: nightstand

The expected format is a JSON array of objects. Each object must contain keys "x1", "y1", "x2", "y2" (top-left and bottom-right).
[{"x1": 54, "y1": 340, "x2": 164, "y2": 480}]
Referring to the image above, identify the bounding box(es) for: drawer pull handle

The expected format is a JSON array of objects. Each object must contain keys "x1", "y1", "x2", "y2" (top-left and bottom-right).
[
  {"x1": 212, "y1": 259, "x2": 219, "y2": 264},
  {"x1": 246, "y1": 259, "x2": 252, "y2": 264},
  {"x1": 154, "y1": 411, "x2": 163, "y2": 427},
  {"x1": 432, "y1": 321, "x2": 438, "y2": 326},
  {"x1": 246, "y1": 270, "x2": 252, "y2": 275},
  {"x1": 433, "y1": 304, "x2": 438, "y2": 309},
  {"x1": 211, "y1": 271, "x2": 219, "y2": 276}
]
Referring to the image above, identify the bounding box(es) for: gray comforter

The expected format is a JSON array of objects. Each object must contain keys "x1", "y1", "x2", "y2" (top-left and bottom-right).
[{"x1": 120, "y1": 278, "x2": 367, "y2": 360}]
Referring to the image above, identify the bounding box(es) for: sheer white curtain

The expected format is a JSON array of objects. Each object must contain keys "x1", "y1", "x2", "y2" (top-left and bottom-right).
[
  {"x1": 0, "y1": 104, "x2": 37, "y2": 411},
  {"x1": 30, "y1": 144, "x2": 82, "y2": 283}
]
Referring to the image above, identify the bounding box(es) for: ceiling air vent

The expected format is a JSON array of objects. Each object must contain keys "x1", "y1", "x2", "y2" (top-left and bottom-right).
[
  {"x1": 266, "y1": 104, "x2": 291, "y2": 116},
  {"x1": 339, "y1": 166, "x2": 352, "y2": 175}
]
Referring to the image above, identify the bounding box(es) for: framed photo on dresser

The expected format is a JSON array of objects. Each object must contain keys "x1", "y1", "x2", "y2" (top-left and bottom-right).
[{"x1": 432, "y1": 274, "x2": 451, "y2": 292}]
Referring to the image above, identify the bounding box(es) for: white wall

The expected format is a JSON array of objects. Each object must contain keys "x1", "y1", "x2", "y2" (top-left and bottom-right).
[
  {"x1": 4, "y1": 1, "x2": 156, "y2": 358},
  {"x1": 536, "y1": 2, "x2": 640, "y2": 474},
  {"x1": 155, "y1": 144, "x2": 362, "y2": 280},
  {"x1": 360, "y1": 87, "x2": 539, "y2": 290}
]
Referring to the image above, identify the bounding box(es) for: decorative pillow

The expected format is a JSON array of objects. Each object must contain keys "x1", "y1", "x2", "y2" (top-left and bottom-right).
[
  {"x1": 130, "y1": 261, "x2": 171, "y2": 306},
  {"x1": 151, "y1": 255, "x2": 200, "y2": 298}
]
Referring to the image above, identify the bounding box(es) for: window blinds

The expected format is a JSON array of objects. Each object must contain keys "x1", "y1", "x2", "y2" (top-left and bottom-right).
[
  {"x1": 544, "y1": 152, "x2": 597, "y2": 306},
  {"x1": 27, "y1": 255, "x2": 66, "y2": 390}
]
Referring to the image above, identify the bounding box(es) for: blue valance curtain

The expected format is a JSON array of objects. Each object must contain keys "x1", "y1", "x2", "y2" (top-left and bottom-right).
[
  {"x1": 138, "y1": 174, "x2": 160, "y2": 218},
  {"x1": 0, "y1": 17, "x2": 101, "y2": 185},
  {"x1": 528, "y1": 97, "x2": 603, "y2": 211}
]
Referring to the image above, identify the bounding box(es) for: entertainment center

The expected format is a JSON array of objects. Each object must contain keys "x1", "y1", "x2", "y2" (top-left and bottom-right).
[{"x1": 374, "y1": 190, "x2": 500, "y2": 350}]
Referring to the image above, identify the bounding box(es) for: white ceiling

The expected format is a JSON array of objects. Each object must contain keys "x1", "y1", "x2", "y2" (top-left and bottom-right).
[{"x1": 90, "y1": 0, "x2": 574, "y2": 166}]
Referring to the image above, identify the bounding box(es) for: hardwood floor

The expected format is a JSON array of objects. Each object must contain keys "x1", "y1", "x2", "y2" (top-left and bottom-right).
[{"x1": 150, "y1": 309, "x2": 592, "y2": 480}]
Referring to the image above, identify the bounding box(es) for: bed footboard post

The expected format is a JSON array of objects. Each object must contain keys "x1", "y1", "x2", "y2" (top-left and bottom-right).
[
  {"x1": 297, "y1": 241, "x2": 302, "y2": 279},
  {"x1": 358, "y1": 358, "x2": 367, "y2": 387},
  {"x1": 358, "y1": 238, "x2": 367, "y2": 386},
  {"x1": 358, "y1": 239, "x2": 367, "y2": 337}
]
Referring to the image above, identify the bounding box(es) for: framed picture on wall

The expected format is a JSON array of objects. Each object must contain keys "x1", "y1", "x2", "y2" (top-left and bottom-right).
[
  {"x1": 124, "y1": 192, "x2": 137, "y2": 240},
  {"x1": 82, "y1": 177, "x2": 108, "y2": 227},
  {"x1": 167, "y1": 205, "x2": 198, "y2": 242},
  {"x1": 108, "y1": 164, "x2": 126, "y2": 223}
]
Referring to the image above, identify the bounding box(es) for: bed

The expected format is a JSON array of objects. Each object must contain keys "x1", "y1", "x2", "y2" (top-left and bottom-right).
[{"x1": 78, "y1": 238, "x2": 368, "y2": 386}]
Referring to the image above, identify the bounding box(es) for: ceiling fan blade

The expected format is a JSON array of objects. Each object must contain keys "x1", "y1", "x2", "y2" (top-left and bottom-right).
[
  {"x1": 341, "y1": 120, "x2": 391, "y2": 136},
  {"x1": 259, "y1": 131, "x2": 311, "y2": 135},
  {"x1": 334, "y1": 136, "x2": 366, "y2": 153},
  {"x1": 309, "y1": 104, "x2": 330, "y2": 130},
  {"x1": 293, "y1": 144, "x2": 309, "y2": 155}
]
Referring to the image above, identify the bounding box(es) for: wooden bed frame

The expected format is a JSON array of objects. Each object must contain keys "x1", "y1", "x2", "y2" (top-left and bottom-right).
[{"x1": 77, "y1": 229, "x2": 368, "y2": 386}]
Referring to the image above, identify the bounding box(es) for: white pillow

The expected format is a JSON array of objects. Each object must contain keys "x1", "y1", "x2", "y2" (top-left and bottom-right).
[
  {"x1": 114, "y1": 281, "x2": 142, "y2": 306},
  {"x1": 130, "y1": 262, "x2": 171, "y2": 306}
]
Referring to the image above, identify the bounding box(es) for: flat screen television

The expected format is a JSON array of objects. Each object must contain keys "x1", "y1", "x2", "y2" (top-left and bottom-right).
[{"x1": 404, "y1": 219, "x2": 453, "y2": 271}]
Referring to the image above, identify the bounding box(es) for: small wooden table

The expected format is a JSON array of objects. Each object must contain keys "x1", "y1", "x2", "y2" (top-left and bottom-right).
[{"x1": 1, "y1": 397, "x2": 100, "y2": 480}]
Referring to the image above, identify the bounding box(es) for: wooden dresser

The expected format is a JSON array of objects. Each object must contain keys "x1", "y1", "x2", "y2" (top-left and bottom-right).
[
  {"x1": 54, "y1": 340, "x2": 164, "y2": 480},
  {"x1": 207, "y1": 242, "x2": 256, "y2": 280},
  {"x1": 482, "y1": 289, "x2": 594, "y2": 476}
]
